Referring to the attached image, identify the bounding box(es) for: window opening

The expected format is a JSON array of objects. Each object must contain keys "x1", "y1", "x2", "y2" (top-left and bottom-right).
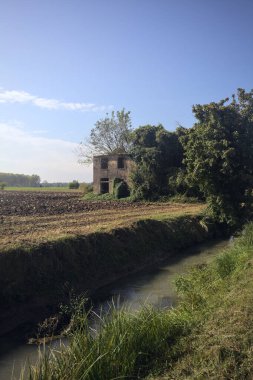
[
  {"x1": 101, "y1": 158, "x2": 108, "y2": 169},
  {"x1": 117, "y1": 157, "x2": 124, "y2": 169}
]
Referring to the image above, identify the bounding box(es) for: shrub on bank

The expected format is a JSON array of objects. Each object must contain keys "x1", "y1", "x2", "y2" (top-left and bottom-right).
[
  {"x1": 68, "y1": 180, "x2": 79, "y2": 189},
  {"x1": 79, "y1": 182, "x2": 93, "y2": 194}
]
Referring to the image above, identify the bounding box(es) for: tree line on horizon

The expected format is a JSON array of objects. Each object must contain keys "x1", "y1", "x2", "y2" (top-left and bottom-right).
[
  {"x1": 79, "y1": 88, "x2": 253, "y2": 225},
  {"x1": 0, "y1": 172, "x2": 41, "y2": 187},
  {"x1": 0, "y1": 174, "x2": 80, "y2": 188}
]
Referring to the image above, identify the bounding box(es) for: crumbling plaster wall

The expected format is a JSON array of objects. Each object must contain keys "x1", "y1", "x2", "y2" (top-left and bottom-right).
[{"x1": 93, "y1": 154, "x2": 133, "y2": 194}]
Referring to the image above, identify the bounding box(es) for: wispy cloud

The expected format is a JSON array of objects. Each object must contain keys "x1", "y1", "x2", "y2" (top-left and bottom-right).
[
  {"x1": 0, "y1": 122, "x2": 92, "y2": 182},
  {"x1": 0, "y1": 88, "x2": 112, "y2": 112}
]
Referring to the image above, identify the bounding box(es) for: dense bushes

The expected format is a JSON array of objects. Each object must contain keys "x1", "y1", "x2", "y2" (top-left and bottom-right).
[
  {"x1": 128, "y1": 89, "x2": 253, "y2": 225},
  {"x1": 181, "y1": 89, "x2": 253, "y2": 225},
  {"x1": 130, "y1": 125, "x2": 183, "y2": 200}
]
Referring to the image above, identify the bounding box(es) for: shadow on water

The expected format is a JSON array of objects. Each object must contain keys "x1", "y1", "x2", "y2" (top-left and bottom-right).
[
  {"x1": 92, "y1": 238, "x2": 229, "y2": 313},
  {"x1": 0, "y1": 238, "x2": 229, "y2": 379}
]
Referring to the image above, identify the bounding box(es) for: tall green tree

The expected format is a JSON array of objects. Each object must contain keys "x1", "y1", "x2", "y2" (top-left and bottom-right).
[
  {"x1": 130, "y1": 125, "x2": 183, "y2": 199},
  {"x1": 181, "y1": 89, "x2": 253, "y2": 224},
  {"x1": 78, "y1": 109, "x2": 132, "y2": 163}
]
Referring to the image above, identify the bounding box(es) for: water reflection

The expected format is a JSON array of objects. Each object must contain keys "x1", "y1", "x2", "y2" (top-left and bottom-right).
[{"x1": 92, "y1": 238, "x2": 228, "y2": 313}]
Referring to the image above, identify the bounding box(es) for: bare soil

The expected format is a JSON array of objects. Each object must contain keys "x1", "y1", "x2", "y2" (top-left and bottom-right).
[
  {"x1": 0, "y1": 190, "x2": 138, "y2": 216},
  {"x1": 0, "y1": 191, "x2": 204, "y2": 251}
]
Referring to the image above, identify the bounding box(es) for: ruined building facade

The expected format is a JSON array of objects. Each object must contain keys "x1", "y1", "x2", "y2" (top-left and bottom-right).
[{"x1": 93, "y1": 154, "x2": 133, "y2": 194}]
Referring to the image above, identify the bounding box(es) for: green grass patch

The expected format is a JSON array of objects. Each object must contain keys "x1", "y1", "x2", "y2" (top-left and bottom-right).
[
  {"x1": 83, "y1": 191, "x2": 134, "y2": 201},
  {"x1": 21, "y1": 302, "x2": 193, "y2": 380}
]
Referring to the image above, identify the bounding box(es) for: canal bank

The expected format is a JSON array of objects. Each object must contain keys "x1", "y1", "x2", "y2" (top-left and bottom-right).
[
  {"x1": 0, "y1": 237, "x2": 229, "y2": 380},
  {"x1": 0, "y1": 215, "x2": 227, "y2": 337},
  {"x1": 16, "y1": 222, "x2": 253, "y2": 380}
]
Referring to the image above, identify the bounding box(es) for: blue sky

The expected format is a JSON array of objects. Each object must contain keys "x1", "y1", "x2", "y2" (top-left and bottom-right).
[{"x1": 1, "y1": 0, "x2": 253, "y2": 182}]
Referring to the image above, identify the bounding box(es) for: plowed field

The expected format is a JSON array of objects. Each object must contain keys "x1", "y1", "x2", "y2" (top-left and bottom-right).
[{"x1": 0, "y1": 191, "x2": 204, "y2": 251}]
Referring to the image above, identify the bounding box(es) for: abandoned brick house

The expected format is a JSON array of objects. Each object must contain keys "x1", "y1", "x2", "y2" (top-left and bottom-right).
[{"x1": 93, "y1": 154, "x2": 133, "y2": 194}]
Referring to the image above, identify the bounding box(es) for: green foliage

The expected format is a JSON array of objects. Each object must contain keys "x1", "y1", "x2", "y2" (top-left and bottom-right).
[
  {"x1": 168, "y1": 194, "x2": 201, "y2": 204},
  {"x1": 78, "y1": 109, "x2": 132, "y2": 163},
  {"x1": 130, "y1": 125, "x2": 184, "y2": 199},
  {"x1": 83, "y1": 191, "x2": 135, "y2": 202},
  {"x1": 23, "y1": 304, "x2": 191, "y2": 380},
  {"x1": 215, "y1": 249, "x2": 238, "y2": 278},
  {"x1": 181, "y1": 89, "x2": 253, "y2": 225},
  {"x1": 167, "y1": 223, "x2": 253, "y2": 379},
  {"x1": 68, "y1": 180, "x2": 80, "y2": 189},
  {"x1": 83, "y1": 191, "x2": 119, "y2": 201},
  {"x1": 0, "y1": 182, "x2": 6, "y2": 190},
  {"x1": 113, "y1": 177, "x2": 130, "y2": 199},
  {"x1": 112, "y1": 177, "x2": 122, "y2": 188},
  {"x1": 167, "y1": 168, "x2": 203, "y2": 198},
  {"x1": 79, "y1": 182, "x2": 93, "y2": 194}
]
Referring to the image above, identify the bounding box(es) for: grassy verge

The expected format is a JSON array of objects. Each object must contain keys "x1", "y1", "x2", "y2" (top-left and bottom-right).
[
  {"x1": 21, "y1": 222, "x2": 253, "y2": 380},
  {"x1": 154, "y1": 223, "x2": 253, "y2": 379}
]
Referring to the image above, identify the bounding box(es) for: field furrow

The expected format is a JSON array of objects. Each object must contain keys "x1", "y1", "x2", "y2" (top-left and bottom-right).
[{"x1": 0, "y1": 191, "x2": 204, "y2": 250}]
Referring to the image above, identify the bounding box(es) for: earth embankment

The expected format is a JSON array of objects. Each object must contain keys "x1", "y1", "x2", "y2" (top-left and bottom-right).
[{"x1": 0, "y1": 191, "x2": 210, "y2": 336}]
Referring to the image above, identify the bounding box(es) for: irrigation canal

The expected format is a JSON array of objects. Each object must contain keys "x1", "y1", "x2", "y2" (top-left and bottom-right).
[{"x1": 0, "y1": 238, "x2": 229, "y2": 379}]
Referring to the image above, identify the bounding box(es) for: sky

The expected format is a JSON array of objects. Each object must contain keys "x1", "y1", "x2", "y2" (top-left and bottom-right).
[{"x1": 1, "y1": 0, "x2": 253, "y2": 182}]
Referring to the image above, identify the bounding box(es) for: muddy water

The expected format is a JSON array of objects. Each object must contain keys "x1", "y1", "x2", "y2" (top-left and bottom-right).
[{"x1": 0, "y1": 238, "x2": 229, "y2": 379}]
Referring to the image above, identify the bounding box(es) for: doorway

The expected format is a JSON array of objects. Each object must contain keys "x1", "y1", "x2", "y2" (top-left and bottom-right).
[{"x1": 100, "y1": 178, "x2": 109, "y2": 193}]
